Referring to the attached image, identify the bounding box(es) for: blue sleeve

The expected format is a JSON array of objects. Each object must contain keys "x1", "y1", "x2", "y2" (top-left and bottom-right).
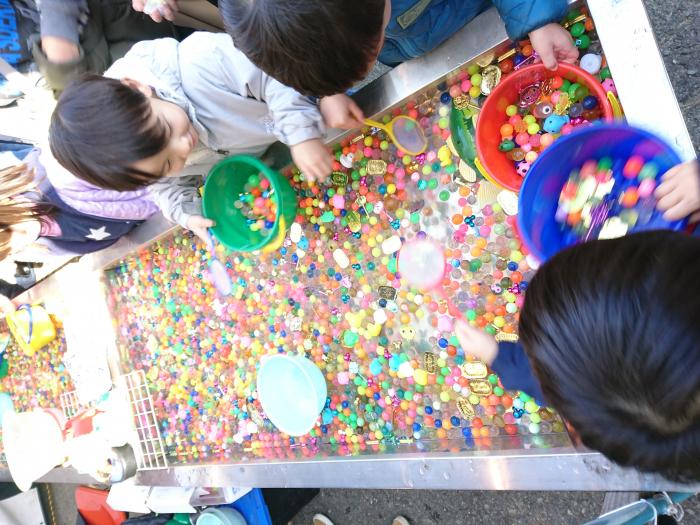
[
  {"x1": 492, "y1": 341, "x2": 546, "y2": 405},
  {"x1": 491, "y1": 0, "x2": 569, "y2": 40}
]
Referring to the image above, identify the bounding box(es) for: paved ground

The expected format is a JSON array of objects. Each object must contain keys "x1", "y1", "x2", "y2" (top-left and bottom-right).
[
  {"x1": 643, "y1": 0, "x2": 699, "y2": 151},
  {"x1": 35, "y1": 0, "x2": 700, "y2": 524}
]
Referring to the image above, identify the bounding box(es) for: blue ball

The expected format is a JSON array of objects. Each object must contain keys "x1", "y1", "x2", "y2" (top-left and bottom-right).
[{"x1": 582, "y1": 95, "x2": 599, "y2": 110}]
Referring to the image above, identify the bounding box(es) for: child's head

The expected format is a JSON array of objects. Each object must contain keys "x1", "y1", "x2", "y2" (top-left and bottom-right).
[
  {"x1": 220, "y1": 0, "x2": 390, "y2": 96},
  {"x1": 0, "y1": 165, "x2": 52, "y2": 259},
  {"x1": 519, "y1": 231, "x2": 700, "y2": 481},
  {"x1": 49, "y1": 74, "x2": 198, "y2": 192}
]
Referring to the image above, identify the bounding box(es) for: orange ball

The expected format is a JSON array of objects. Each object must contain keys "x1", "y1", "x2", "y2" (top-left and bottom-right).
[{"x1": 500, "y1": 123, "x2": 514, "y2": 137}]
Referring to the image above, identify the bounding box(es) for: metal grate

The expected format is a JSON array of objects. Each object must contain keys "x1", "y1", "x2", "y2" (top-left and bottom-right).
[
  {"x1": 120, "y1": 370, "x2": 168, "y2": 471},
  {"x1": 59, "y1": 390, "x2": 87, "y2": 420}
]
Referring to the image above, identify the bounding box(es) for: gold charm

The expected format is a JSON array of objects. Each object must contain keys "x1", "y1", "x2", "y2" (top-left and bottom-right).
[
  {"x1": 366, "y1": 159, "x2": 387, "y2": 176},
  {"x1": 480, "y1": 65, "x2": 502, "y2": 96},
  {"x1": 377, "y1": 286, "x2": 397, "y2": 301},
  {"x1": 475, "y1": 52, "x2": 495, "y2": 67},
  {"x1": 495, "y1": 332, "x2": 519, "y2": 343},
  {"x1": 554, "y1": 92, "x2": 571, "y2": 115},
  {"x1": 330, "y1": 171, "x2": 348, "y2": 185},
  {"x1": 423, "y1": 352, "x2": 437, "y2": 374},
  {"x1": 456, "y1": 397, "x2": 476, "y2": 420},
  {"x1": 469, "y1": 379, "x2": 492, "y2": 396},
  {"x1": 461, "y1": 361, "x2": 488, "y2": 379},
  {"x1": 346, "y1": 210, "x2": 361, "y2": 233}
]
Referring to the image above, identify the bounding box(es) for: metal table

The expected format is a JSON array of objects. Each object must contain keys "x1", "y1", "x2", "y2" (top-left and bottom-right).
[{"x1": 2, "y1": 0, "x2": 697, "y2": 492}]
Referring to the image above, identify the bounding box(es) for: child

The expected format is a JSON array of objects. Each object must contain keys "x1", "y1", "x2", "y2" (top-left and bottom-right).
[
  {"x1": 47, "y1": 32, "x2": 332, "y2": 241},
  {"x1": 218, "y1": 0, "x2": 579, "y2": 128},
  {"x1": 0, "y1": 156, "x2": 142, "y2": 257},
  {"x1": 6, "y1": 0, "x2": 180, "y2": 93},
  {"x1": 454, "y1": 231, "x2": 700, "y2": 482}
]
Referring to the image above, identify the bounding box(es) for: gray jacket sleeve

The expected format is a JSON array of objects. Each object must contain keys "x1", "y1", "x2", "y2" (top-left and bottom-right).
[
  {"x1": 177, "y1": 32, "x2": 325, "y2": 150},
  {"x1": 264, "y1": 77, "x2": 325, "y2": 146},
  {"x1": 37, "y1": 0, "x2": 88, "y2": 43},
  {"x1": 147, "y1": 176, "x2": 204, "y2": 229}
]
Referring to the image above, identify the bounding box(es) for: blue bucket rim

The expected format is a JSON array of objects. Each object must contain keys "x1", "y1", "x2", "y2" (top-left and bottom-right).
[{"x1": 517, "y1": 123, "x2": 685, "y2": 262}]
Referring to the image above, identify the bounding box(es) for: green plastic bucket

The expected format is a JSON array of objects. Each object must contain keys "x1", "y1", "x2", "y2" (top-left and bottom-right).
[{"x1": 202, "y1": 155, "x2": 297, "y2": 251}]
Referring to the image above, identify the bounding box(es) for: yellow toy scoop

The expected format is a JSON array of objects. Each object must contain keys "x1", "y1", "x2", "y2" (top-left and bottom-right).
[{"x1": 364, "y1": 116, "x2": 428, "y2": 156}]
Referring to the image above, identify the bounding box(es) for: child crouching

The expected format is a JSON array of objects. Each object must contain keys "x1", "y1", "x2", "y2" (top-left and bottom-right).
[
  {"x1": 456, "y1": 231, "x2": 700, "y2": 482},
  {"x1": 47, "y1": 32, "x2": 332, "y2": 241}
]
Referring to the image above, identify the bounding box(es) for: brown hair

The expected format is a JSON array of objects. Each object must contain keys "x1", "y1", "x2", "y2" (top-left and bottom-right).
[{"x1": 0, "y1": 164, "x2": 53, "y2": 260}]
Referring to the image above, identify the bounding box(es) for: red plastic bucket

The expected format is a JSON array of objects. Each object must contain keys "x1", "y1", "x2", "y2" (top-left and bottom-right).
[{"x1": 476, "y1": 63, "x2": 614, "y2": 193}]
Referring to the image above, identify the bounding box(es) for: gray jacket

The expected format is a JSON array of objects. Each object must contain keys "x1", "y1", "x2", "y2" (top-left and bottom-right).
[
  {"x1": 104, "y1": 32, "x2": 325, "y2": 228},
  {"x1": 14, "y1": 0, "x2": 88, "y2": 43}
]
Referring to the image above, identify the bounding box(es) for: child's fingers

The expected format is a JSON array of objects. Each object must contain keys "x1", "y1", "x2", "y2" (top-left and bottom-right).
[
  {"x1": 539, "y1": 46, "x2": 558, "y2": 70},
  {"x1": 656, "y1": 190, "x2": 684, "y2": 213},
  {"x1": 662, "y1": 201, "x2": 693, "y2": 221},
  {"x1": 661, "y1": 163, "x2": 683, "y2": 181},
  {"x1": 347, "y1": 100, "x2": 365, "y2": 127},
  {"x1": 654, "y1": 178, "x2": 678, "y2": 200},
  {"x1": 132, "y1": 0, "x2": 146, "y2": 10},
  {"x1": 562, "y1": 46, "x2": 579, "y2": 63}
]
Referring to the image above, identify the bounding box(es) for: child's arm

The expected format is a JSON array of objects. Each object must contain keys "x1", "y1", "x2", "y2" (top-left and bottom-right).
[
  {"x1": 37, "y1": 0, "x2": 88, "y2": 50},
  {"x1": 147, "y1": 177, "x2": 214, "y2": 243},
  {"x1": 455, "y1": 320, "x2": 546, "y2": 405},
  {"x1": 655, "y1": 160, "x2": 700, "y2": 223},
  {"x1": 262, "y1": 78, "x2": 333, "y2": 183},
  {"x1": 491, "y1": 0, "x2": 577, "y2": 70}
]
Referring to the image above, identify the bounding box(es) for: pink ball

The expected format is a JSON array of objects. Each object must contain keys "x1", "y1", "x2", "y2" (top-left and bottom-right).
[
  {"x1": 449, "y1": 85, "x2": 462, "y2": 98},
  {"x1": 560, "y1": 124, "x2": 574, "y2": 135},
  {"x1": 461, "y1": 80, "x2": 472, "y2": 93},
  {"x1": 363, "y1": 146, "x2": 373, "y2": 157},
  {"x1": 638, "y1": 178, "x2": 656, "y2": 198},
  {"x1": 515, "y1": 132, "x2": 530, "y2": 146}
]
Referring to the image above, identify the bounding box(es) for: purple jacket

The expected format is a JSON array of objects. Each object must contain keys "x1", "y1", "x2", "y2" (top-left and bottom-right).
[{"x1": 38, "y1": 147, "x2": 160, "y2": 221}]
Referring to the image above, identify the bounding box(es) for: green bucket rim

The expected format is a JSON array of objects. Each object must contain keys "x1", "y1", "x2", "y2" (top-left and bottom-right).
[{"x1": 202, "y1": 155, "x2": 295, "y2": 252}]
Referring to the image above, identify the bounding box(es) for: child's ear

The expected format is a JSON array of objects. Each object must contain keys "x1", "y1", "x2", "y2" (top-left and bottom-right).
[{"x1": 121, "y1": 78, "x2": 153, "y2": 98}]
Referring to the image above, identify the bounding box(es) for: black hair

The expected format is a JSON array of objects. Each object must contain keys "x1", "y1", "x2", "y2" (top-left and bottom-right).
[
  {"x1": 520, "y1": 231, "x2": 700, "y2": 482},
  {"x1": 49, "y1": 74, "x2": 169, "y2": 192},
  {"x1": 219, "y1": 0, "x2": 386, "y2": 97}
]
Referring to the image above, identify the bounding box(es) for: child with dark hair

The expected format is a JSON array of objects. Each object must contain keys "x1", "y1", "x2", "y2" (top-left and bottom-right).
[
  {"x1": 455, "y1": 231, "x2": 700, "y2": 482},
  {"x1": 48, "y1": 32, "x2": 331, "y2": 241},
  {"x1": 218, "y1": 0, "x2": 579, "y2": 128}
]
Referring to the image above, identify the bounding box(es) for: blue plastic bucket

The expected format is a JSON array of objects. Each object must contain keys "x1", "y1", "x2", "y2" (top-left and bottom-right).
[{"x1": 518, "y1": 123, "x2": 686, "y2": 261}]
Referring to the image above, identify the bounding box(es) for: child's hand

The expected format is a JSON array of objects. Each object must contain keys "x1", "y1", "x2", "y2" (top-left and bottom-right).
[
  {"x1": 528, "y1": 23, "x2": 579, "y2": 71},
  {"x1": 186, "y1": 215, "x2": 215, "y2": 244},
  {"x1": 655, "y1": 160, "x2": 700, "y2": 222},
  {"x1": 319, "y1": 94, "x2": 365, "y2": 130},
  {"x1": 455, "y1": 320, "x2": 499, "y2": 365},
  {"x1": 291, "y1": 139, "x2": 333, "y2": 183},
  {"x1": 41, "y1": 36, "x2": 80, "y2": 64},
  {"x1": 132, "y1": 0, "x2": 178, "y2": 22}
]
